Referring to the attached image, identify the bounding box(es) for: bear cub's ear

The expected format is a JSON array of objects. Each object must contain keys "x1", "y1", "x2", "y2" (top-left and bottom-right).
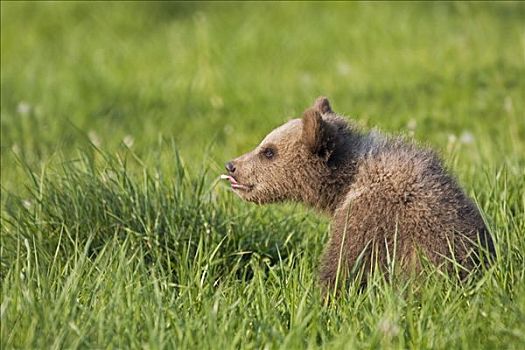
[
  {"x1": 302, "y1": 107, "x2": 335, "y2": 159},
  {"x1": 302, "y1": 108, "x2": 324, "y2": 154},
  {"x1": 302, "y1": 96, "x2": 338, "y2": 158},
  {"x1": 313, "y1": 96, "x2": 333, "y2": 115}
]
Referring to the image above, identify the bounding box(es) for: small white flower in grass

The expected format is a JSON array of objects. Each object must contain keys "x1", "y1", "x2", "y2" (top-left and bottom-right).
[
  {"x1": 69, "y1": 321, "x2": 81, "y2": 336},
  {"x1": 407, "y1": 119, "x2": 416, "y2": 137},
  {"x1": 88, "y1": 130, "x2": 101, "y2": 147},
  {"x1": 11, "y1": 144, "x2": 21, "y2": 155},
  {"x1": 377, "y1": 317, "x2": 400, "y2": 338},
  {"x1": 101, "y1": 169, "x2": 117, "y2": 183},
  {"x1": 210, "y1": 95, "x2": 224, "y2": 109},
  {"x1": 123, "y1": 135, "x2": 134, "y2": 148},
  {"x1": 22, "y1": 200, "x2": 32, "y2": 209},
  {"x1": 300, "y1": 73, "x2": 313, "y2": 86},
  {"x1": 194, "y1": 11, "x2": 207, "y2": 26},
  {"x1": 460, "y1": 131, "x2": 474, "y2": 144},
  {"x1": 223, "y1": 124, "x2": 233, "y2": 135},
  {"x1": 17, "y1": 101, "x2": 31, "y2": 115},
  {"x1": 504, "y1": 96, "x2": 514, "y2": 114},
  {"x1": 407, "y1": 119, "x2": 417, "y2": 131},
  {"x1": 212, "y1": 299, "x2": 219, "y2": 316},
  {"x1": 337, "y1": 61, "x2": 352, "y2": 76}
]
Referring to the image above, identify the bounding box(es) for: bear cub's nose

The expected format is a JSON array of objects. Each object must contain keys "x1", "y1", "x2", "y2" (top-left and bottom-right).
[{"x1": 225, "y1": 161, "x2": 236, "y2": 173}]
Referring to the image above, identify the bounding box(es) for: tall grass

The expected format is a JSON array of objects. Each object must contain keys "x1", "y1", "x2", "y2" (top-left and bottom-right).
[{"x1": 1, "y1": 147, "x2": 524, "y2": 349}]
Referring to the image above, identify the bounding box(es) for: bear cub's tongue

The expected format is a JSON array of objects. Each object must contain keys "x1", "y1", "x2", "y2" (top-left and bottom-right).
[{"x1": 220, "y1": 174, "x2": 238, "y2": 185}]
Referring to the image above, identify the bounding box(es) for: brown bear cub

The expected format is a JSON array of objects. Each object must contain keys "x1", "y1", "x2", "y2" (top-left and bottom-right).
[{"x1": 222, "y1": 97, "x2": 494, "y2": 291}]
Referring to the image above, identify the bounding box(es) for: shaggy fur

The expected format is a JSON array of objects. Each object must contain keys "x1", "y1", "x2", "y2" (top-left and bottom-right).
[{"x1": 224, "y1": 97, "x2": 495, "y2": 290}]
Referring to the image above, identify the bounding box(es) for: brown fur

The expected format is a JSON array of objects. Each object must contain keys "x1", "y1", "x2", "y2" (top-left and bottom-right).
[{"x1": 225, "y1": 97, "x2": 495, "y2": 291}]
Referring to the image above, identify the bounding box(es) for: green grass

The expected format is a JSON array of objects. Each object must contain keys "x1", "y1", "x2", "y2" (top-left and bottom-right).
[{"x1": 1, "y1": 2, "x2": 524, "y2": 349}]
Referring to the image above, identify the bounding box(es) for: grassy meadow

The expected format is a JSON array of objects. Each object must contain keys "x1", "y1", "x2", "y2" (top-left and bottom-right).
[{"x1": 1, "y1": 2, "x2": 524, "y2": 349}]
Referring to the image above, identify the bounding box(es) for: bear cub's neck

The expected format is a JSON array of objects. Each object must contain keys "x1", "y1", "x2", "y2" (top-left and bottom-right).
[{"x1": 301, "y1": 117, "x2": 370, "y2": 216}]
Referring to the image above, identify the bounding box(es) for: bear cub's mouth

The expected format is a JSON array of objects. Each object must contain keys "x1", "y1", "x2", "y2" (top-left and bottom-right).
[{"x1": 220, "y1": 174, "x2": 254, "y2": 191}]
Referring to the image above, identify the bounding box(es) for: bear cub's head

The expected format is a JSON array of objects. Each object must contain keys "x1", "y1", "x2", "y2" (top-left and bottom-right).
[{"x1": 222, "y1": 97, "x2": 352, "y2": 207}]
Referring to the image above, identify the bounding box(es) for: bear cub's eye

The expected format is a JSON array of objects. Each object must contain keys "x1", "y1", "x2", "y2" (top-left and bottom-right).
[{"x1": 262, "y1": 147, "x2": 275, "y2": 160}]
